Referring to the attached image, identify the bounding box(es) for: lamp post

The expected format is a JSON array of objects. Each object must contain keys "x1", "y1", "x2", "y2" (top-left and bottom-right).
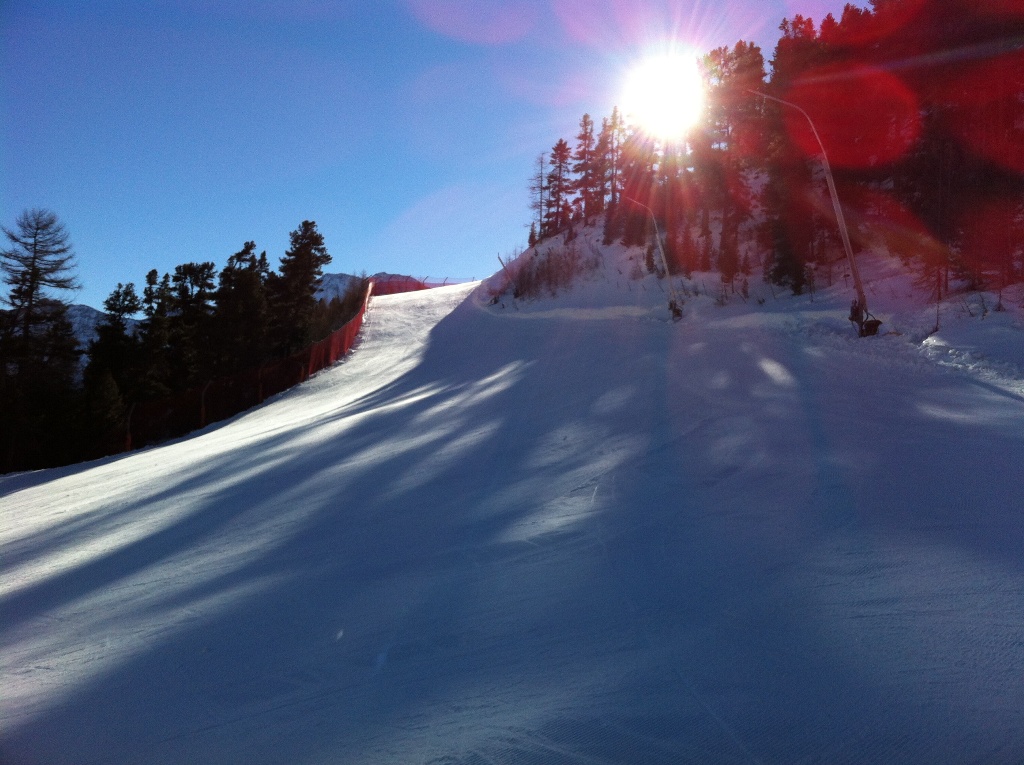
[
  {"x1": 751, "y1": 90, "x2": 870, "y2": 329},
  {"x1": 623, "y1": 195, "x2": 683, "y2": 320}
]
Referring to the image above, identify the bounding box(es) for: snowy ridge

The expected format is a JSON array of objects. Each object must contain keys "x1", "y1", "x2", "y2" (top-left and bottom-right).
[
  {"x1": 3, "y1": 234, "x2": 1024, "y2": 764},
  {"x1": 315, "y1": 271, "x2": 361, "y2": 303},
  {"x1": 65, "y1": 304, "x2": 107, "y2": 348},
  {"x1": 318, "y1": 271, "x2": 430, "y2": 302},
  {"x1": 66, "y1": 303, "x2": 140, "y2": 349}
]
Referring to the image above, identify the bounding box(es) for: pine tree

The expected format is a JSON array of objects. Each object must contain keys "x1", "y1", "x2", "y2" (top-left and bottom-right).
[
  {"x1": 703, "y1": 41, "x2": 766, "y2": 161},
  {"x1": 167, "y1": 261, "x2": 217, "y2": 390},
  {"x1": 528, "y1": 152, "x2": 547, "y2": 238},
  {"x1": 0, "y1": 209, "x2": 81, "y2": 471},
  {"x1": 618, "y1": 129, "x2": 658, "y2": 247},
  {"x1": 213, "y1": 241, "x2": 270, "y2": 375},
  {"x1": 701, "y1": 42, "x2": 766, "y2": 284},
  {"x1": 0, "y1": 209, "x2": 80, "y2": 357},
  {"x1": 544, "y1": 139, "x2": 574, "y2": 234},
  {"x1": 138, "y1": 269, "x2": 174, "y2": 399},
  {"x1": 771, "y1": 14, "x2": 823, "y2": 90},
  {"x1": 763, "y1": 156, "x2": 812, "y2": 293},
  {"x1": 657, "y1": 142, "x2": 692, "y2": 275},
  {"x1": 81, "y1": 283, "x2": 142, "y2": 457},
  {"x1": 572, "y1": 114, "x2": 602, "y2": 222},
  {"x1": 598, "y1": 106, "x2": 625, "y2": 210},
  {"x1": 85, "y1": 282, "x2": 142, "y2": 402},
  {"x1": 268, "y1": 220, "x2": 332, "y2": 356}
]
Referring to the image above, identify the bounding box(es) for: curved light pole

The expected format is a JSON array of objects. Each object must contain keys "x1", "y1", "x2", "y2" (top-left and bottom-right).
[
  {"x1": 751, "y1": 90, "x2": 869, "y2": 326},
  {"x1": 623, "y1": 195, "x2": 683, "y2": 320}
]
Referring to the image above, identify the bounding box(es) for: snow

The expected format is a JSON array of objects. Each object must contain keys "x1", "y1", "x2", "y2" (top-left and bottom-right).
[
  {"x1": 3, "y1": 231, "x2": 1024, "y2": 763},
  {"x1": 65, "y1": 304, "x2": 107, "y2": 348},
  {"x1": 318, "y1": 271, "x2": 434, "y2": 302},
  {"x1": 315, "y1": 271, "x2": 362, "y2": 303}
]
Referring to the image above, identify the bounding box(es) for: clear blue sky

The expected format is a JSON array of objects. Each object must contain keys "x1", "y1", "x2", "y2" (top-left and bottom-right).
[{"x1": 2, "y1": 0, "x2": 858, "y2": 309}]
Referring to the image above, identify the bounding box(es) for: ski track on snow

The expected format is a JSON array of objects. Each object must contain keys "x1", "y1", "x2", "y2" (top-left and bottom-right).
[{"x1": 3, "y1": 245, "x2": 1024, "y2": 764}]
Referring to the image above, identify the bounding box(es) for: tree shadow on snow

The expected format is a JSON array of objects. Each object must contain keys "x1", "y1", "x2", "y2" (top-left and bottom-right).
[{"x1": 3, "y1": 294, "x2": 1024, "y2": 764}]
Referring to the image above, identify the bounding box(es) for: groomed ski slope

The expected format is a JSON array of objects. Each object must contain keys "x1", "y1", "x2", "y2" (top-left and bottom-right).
[{"x1": 3, "y1": 246, "x2": 1024, "y2": 763}]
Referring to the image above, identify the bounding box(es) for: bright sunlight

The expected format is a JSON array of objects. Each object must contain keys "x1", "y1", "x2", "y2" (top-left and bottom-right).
[{"x1": 622, "y1": 52, "x2": 705, "y2": 143}]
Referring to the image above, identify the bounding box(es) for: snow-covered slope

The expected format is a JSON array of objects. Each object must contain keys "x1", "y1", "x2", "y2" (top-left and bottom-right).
[
  {"x1": 67, "y1": 304, "x2": 143, "y2": 353},
  {"x1": 66, "y1": 304, "x2": 107, "y2": 348},
  {"x1": 3, "y1": 235, "x2": 1024, "y2": 764}
]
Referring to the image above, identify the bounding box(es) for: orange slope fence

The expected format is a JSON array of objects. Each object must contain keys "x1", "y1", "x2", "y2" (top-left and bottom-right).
[{"x1": 123, "y1": 280, "x2": 376, "y2": 452}]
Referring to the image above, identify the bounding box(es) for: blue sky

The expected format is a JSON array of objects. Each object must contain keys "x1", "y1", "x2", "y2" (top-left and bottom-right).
[{"x1": 2, "y1": 0, "x2": 858, "y2": 309}]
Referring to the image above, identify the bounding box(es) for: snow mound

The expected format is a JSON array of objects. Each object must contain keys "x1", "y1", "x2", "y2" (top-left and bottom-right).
[{"x1": 477, "y1": 225, "x2": 1024, "y2": 394}]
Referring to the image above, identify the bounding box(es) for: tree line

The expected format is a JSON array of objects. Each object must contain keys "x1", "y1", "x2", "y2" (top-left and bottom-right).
[
  {"x1": 0, "y1": 212, "x2": 365, "y2": 471},
  {"x1": 527, "y1": 0, "x2": 1024, "y2": 300}
]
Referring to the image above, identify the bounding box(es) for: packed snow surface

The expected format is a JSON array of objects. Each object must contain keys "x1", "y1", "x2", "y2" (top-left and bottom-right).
[{"x1": 3, "y1": 231, "x2": 1024, "y2": 763}]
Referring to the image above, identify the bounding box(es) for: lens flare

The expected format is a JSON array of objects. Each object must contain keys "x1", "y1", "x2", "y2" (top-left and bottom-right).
[
  {"x1": 943, "y1": 49, "x2": 1024, "y2": 174},
  {"x1": 783, "y1": 64, "x2": 921, "y2": 169},
  {"x1": 959, "y1": 197, "x2": 1022, "y2": 281},
  {"x1": 622, "y1": 52, "x2": 705, "y2": 142}
]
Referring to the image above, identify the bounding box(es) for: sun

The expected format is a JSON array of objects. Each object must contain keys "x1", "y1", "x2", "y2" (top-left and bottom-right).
[{"x1": 621, "y1": 52, "x2": 705, "y2": 143}]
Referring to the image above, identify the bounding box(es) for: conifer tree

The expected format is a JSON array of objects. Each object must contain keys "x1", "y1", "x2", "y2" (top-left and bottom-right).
[
  {"x1": 701, "y1": 41, "x2": 766, "y2": 283},
  {"x1": 528, "y1": 152, "x2": 547, "y2": 238},
  {"x1": 138, "y1": 269, "x2": 174, "y2": 399},
  {"x1": 213, "y1": 241, "x2": 270, "y2": 375},
  {"x1": 771, "y1": 14, "x2": 823, "y2": 89},
  {"x1": 656, "y1": 142, "x2": 691, "y2": 275},
  {"x1": 598, "y1": 106, "x2": 625, "y2": 209},
  {"x1": 763, "y1": 154, "x2": 812, "y2": 293},
  {"x1": 617, "y1": 130, "x2": 658, "y2": 247},
  {"x1": 167, "y1": 261, "x2": 217, "y2": 390},
  {"x1": 82, "y1": 283, "x2": 141, "y2": 452},
  {"x1": 268, "y1": 220, "x2": 332, "y2": 356},
  {"x1": 703, "y1": 41, "x2": 766, "y2": 160},
  {"x1": 572, "y1": 114, "x2": 602, "y2": 222},
  {"x1": 544, "y1": 139, "x2": 574, "y2": 234},
  {"x1": 0, "y1": 209, "x2": 81, "y2": 470},
  {"x1": 85, "y1": 282, "x2": 142, "y2": 401},
  {"x1": 0, "y1": 209, "x2": 80, "y2": 358},
  {"x1": 598, "y1": 108, "x2": 629, "y2": 244}
]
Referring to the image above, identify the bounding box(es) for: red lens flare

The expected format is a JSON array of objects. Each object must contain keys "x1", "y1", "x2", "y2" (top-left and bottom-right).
[
  {"x1": 958, "y1": 197, "x2": 1023, "y2": 282},
  {"x1": 943, "y1": 49, "x2": 1024, "y2": 174},
  {"x1": 783, "y1": 64, "x2": 922, "y2": 169},
  {"x1": 842, "y1": 188, "x2": 946, "y2": 262},
  {"x1": 976, "y1": 0, "x2": 1024, "y2": 16}
]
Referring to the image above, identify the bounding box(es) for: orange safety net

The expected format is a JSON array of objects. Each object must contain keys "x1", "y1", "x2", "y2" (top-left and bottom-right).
[{"x1": 123, "y1": 281, "x2": 376, "y2": 452}]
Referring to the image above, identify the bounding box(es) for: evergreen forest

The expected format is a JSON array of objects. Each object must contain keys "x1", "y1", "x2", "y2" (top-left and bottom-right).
[
  {"x1": 528, "y1": 0, "x2": 1023, "y2": 301},
  {"x1": 0, "y1": 216, "x2": 367, "y2": 472}
]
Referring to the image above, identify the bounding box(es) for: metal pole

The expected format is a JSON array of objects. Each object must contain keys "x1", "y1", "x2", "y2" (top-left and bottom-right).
[
  {"x1": 750, "y1": 90, "x2": 867, "y2": 317},
  {"x1": 623, "y1": 195, "x2": 683, "y2": 319}
]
